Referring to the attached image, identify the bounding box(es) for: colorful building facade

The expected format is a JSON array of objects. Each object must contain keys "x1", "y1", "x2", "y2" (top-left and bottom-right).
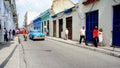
[
  {"x1": 78, "y1": 0, "x2": 120, "y2": 46},
  {"x1": 49, "y1": 0, "x2": 81, "y2": 41},
  {"x1": 0, "y1": 0, "x2": 17, "y2": 43},
  {"x1": 33, "y1": 17, "x2": 43, "y2": 32},
  {"x1": 40, "y1": 9, "x2": 51, "y2": 35}
]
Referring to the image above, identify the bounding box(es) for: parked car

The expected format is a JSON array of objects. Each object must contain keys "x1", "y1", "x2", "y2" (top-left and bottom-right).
[
  {"x1": 18, "y1": 29, "x2": 23, "y2": 34},
  {"x1": 29, "y1": 30, "x2": 45, "y2": 40}
]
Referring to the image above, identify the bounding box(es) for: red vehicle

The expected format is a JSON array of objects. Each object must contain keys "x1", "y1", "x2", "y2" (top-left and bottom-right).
[{"x1": 18, "y1": 29, "x2": 23, "y2": 34}]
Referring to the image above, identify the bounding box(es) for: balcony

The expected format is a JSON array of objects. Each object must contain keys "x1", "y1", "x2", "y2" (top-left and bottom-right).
[{"x1": 82, "y1": 0, "x2": 100, "y2": 5}]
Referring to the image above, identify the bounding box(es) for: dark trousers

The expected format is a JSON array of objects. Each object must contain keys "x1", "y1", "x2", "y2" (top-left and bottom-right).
[
  {"x1": 23, "y1": 35, "x2": 27, "y2": 41},
  {"x1": 79, "y1": 35, "x2": 88, "y2": 45},
  {"x1": 4, "y1": 34, "x2": 8, "y2": 41},
  {"x1": 94, "y1": 37, "x2": 99, "y2": 47},
  {"x1": 4, "y1": 35, "x2": 6, "y2": 41}
]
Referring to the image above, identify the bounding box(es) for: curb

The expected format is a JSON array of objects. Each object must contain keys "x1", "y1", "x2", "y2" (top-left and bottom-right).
[
  {"x1": 46, "y1": 37, "x2": 120, "y2": 58},
  {"x1": 18, "y1": 35, "x2": 27, "y2": 68}
]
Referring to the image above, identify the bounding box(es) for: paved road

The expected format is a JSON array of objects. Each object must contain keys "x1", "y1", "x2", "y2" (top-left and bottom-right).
[{"x1": 19, "y1": 35, "x2": 120, "y2": 68}]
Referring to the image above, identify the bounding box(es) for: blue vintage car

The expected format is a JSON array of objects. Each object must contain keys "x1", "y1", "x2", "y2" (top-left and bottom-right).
[{"x1": 29, "y1": 30, "x2": 45, "y2": 40}]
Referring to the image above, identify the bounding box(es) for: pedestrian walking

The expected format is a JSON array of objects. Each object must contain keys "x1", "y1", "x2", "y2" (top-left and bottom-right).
[
  {"x1": 9, "y1": 29, "x2": 12, "y2": 40},
  {"x1": 79, "y1": 26, "x2": 88, "y2": 45},
  {"x1": 99, "y1": 28, "x2": 103, "y2": 46},
  {"x1": 12, "y1": 29, "x2": 15, "y2": 36},
  {"x1": 93, "y1": 26, "x2": 99, "y2": 47},
  {"x1": 22, "y1": 28, "x2": 28, "y2": 41},
  {"x1": 110, "y1": 31, "x2": 113, "y2": 47},
  {"x1": 16, "y1": 29, "x2": 19, "y2": 34},
  {"x1": 65, "y1": 28, "x2": 69, "y2": 40},
  {"x1": 4, "y1": 28, "x2": 8, "y2": 42},
  {"x1": 46, "y1": 28, "x2": 49, "y2": 36},
  {"x1": 12, "y1": 29, "x2": 15, "y2": 40}
]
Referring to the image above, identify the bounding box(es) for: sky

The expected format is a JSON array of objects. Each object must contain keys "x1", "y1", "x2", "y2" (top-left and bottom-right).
[{"x1": 16, "y1": 0, "x2": 78, "y2": 28}]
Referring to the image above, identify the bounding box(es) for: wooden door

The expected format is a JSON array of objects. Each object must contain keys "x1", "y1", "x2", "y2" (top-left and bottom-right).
[
  {"x1": 66, "y1": 17, "x2": 72, "y2": 40},
  {"x1": 53, "y1": 20, "x2": 56, "y2": 37}
]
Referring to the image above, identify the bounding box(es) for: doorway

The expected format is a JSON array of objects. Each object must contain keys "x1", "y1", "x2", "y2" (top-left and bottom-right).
[
  {"x1": 66, "y1": 17, "x2": 72, "y2": 40},
  {"x1": 59, "y1": 19, "x2": 63, "y2": 38},
  {"x1": 113, "y1": 5, "x2": 120, "y2": 46},
  {"x1": 53, "y1": 20, "x2": 56, "y2": 37},
  {"x1": 47, "y1": 20, "x2": 49, "y2": 36},
  {"x1": 86, "y1": 10, "x2": 99, "y2": 42}
]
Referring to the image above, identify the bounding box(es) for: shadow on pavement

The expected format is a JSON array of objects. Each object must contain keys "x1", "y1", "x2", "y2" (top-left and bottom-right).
[
  {"x1": 0, "y1": 41, "x2": 14, "y2": 50},
  {"x1": 32, "y1": 39, "x2": 45, "y2": 41},
  {"x1": 0, "y1": 45, "x2": 17, "y2": 68}
]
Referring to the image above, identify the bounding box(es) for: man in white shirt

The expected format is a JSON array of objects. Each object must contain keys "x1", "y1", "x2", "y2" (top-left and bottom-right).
[
  {"x1": 79, "y1": 26, "x2": 88, "y2": 45},
  {"x1": 65, "y1": 28, "x2": 69, "y2": 40}
]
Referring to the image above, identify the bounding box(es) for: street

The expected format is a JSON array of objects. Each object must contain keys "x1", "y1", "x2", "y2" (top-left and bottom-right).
[
  {"x1": 19, "y1": 35, "x2": 120, "y2": 68},
  {"x1": 1, "y1": 0, "x2": 120, "y2": 68}
]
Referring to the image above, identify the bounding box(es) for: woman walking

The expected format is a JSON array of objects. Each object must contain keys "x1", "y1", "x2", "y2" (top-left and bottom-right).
[{"x1": 99, "y1": 28, "x2": 103, "y2": 46}]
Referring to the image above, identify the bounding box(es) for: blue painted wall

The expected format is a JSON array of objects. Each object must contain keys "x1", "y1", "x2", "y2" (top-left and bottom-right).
[{"x1": 33, "y1": 17, "x2": 43, "y2": 32}]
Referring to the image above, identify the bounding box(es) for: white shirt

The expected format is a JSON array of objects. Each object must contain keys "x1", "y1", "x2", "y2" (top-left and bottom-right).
[
  {"x1": 80, "y1": 28, "x2": 85, "y2": 36},
  {"x1": 3, "y1": 29, "x2": 5, "y2": 35},
  {"x1": 99, "y1": 32, "x2": 103, "y2": 42},
  {"x1": 3, "y1": 29, "x2": 7, "y2": 35},
  {"x1": 65, "y1": 29, "x2": 69, "y2": 34}
]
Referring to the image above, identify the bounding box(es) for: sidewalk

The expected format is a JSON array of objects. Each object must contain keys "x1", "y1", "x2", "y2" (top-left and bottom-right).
[
  {"x1": 0, "y1": 37, "x2": 19, "y2": 68},
  {"x1": 46, "y1": 36, "x2": 120, "y2": 58}
]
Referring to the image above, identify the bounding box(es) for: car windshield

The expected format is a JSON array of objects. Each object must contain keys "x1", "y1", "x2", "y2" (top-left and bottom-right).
[{"x1": 32, "y1": 31, "x2": 41, "y2": 33}]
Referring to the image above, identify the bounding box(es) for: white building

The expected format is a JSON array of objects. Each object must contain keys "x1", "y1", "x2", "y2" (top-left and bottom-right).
[
  {"x1": 28, "y1": 21, "x2": 34, "y2": 32},
  {"x1": 78, "y1": 0, "x2": 120, "y2": 46},
  {"x1": 50, "y1": 6, "x2": 81, "y2": 40},
  {"x1": 0, "y1": 0, "x2": 17, "y2": 43},
  {"x1": 51, "y1": 0, "x2": 75, "y2": 14},
  {"x1": 49, "y1": 0, "x2": 120, "y2": 46},
  {"x1": 23, "y1": 11, "x2": 39, "y2": 31},
  {"x1": 50, "y1": 0, "x2": 81, "y2": 41}
]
